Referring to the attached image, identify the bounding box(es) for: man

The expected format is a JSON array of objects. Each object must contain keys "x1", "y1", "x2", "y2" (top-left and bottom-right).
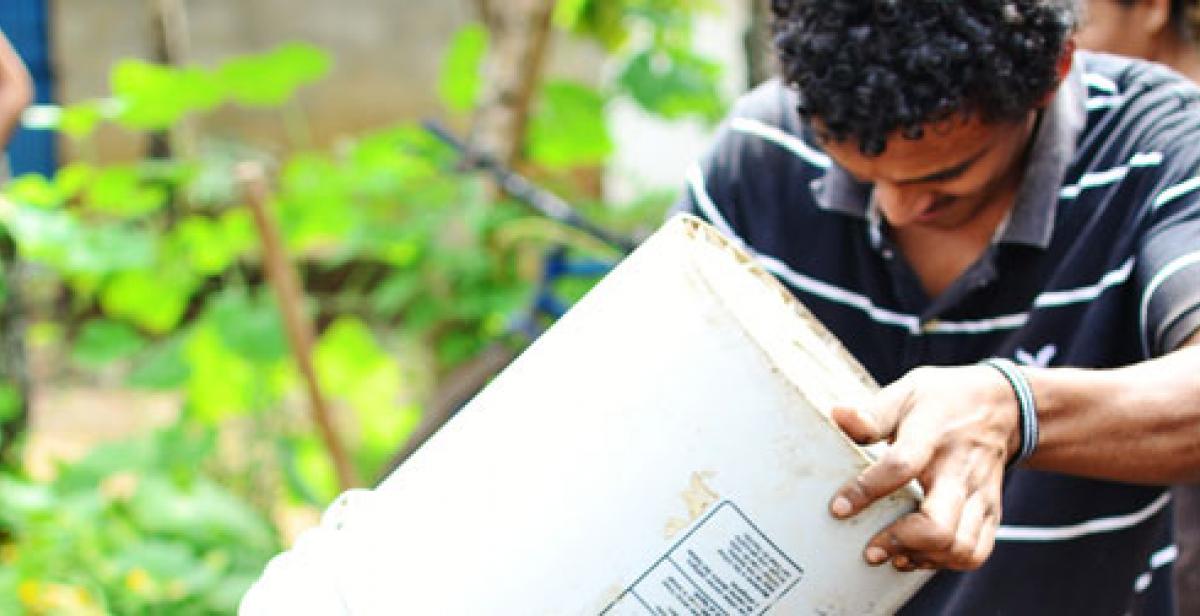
[
  {"x1": 678, "y1": 0, "x2": 1200, "y2": 612},
  {"x1": 1078, "y1": 0, "x2": 1200, "y2": 82},
  {"x1": 1077, "y1": 2, "x2": 1200, "y2": 612}
]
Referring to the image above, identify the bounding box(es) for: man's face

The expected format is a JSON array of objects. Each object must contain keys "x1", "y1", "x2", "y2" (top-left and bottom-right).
[
  {"x1": 1077, "y1": 0, "x2": 1154, "y2": 58},
  {"x1": 817, "y1": 112, "x2": 1038, "y2": 232}
]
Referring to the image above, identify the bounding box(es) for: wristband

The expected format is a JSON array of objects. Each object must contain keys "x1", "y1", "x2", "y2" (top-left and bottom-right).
[{"x1": 979, "y1": 357, "x2": 1039, "y2": 466}]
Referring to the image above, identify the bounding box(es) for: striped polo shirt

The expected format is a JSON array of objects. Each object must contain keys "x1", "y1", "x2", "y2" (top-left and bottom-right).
[{"x1": 676, "y1": 51, "x2": 1200, "y2": 614}]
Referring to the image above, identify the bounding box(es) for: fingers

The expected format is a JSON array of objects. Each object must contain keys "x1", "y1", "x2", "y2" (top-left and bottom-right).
[
  {"x1": 830, "y1": 370, "x2": 923, "y2": 445},
  {"x1": 830, "y1": 405, "x2": 882, "y2": 444},
  {"x1": 828, "y1": 365, "x2": 1012, "y2": 572},
  {"x1": 861, "y1": 464, "x2": 1003, "y2": 571},
  {"x1": 859, "y1": 455, "x2": 965, "y2": 562},
  {"x1": 830, "y1": 373, "x2": 937, "y2": 518},
  {"x1": 830, "y1": 440, "x2": 935, "y2": 519}
]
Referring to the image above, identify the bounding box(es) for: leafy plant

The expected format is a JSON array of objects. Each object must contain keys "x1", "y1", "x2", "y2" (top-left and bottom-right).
[
  {"x1": 0, "y1": 2, "x2": 729, "y2": 611},
  {"x1": 0, "y1": 425, "x2": 280, "y2": 615}
]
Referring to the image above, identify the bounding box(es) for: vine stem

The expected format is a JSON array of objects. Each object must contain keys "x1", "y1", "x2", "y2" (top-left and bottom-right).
[{"x1": 236, "y1": 161, "x2": 359, "y2": 491}]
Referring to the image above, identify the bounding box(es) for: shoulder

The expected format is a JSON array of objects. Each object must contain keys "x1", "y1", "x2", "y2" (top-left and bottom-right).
[
  {"x1": 709, "y1": 79, "x2": 831, "y2": 175},
  {"x1": 1077, "y1": 51, "x2": 1200, "y2": 156}
]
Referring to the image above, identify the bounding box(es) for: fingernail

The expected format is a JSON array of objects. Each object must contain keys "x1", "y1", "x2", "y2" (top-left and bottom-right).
[
  {"x1": 831, "y1": 496, "x2": 852, "y2": 517},
  {"x1": 865, "y1": 546, "x2": 888, "y2": 564}
]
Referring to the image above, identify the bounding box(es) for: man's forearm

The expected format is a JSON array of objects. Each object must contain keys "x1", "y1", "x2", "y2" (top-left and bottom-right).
[{"x1": 1025, "y1": 341, "x2": 1200, "y2": 484}]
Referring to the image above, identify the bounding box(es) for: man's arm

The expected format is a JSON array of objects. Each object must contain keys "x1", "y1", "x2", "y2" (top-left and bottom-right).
[
  {"x1": 1024, "y1": 329, "x2": 1200, "y2": 483},
  {"x1": 826, "y1": 328, "x2": 1200, "y2": 572},
  {"x1": 0, "y1": 30, "x2": 32, "y2": 150}
]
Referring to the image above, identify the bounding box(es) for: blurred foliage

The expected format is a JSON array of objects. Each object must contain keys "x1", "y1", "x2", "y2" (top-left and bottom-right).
[
  {"x1": 0, "y1": 1, "x2": 728, "y2": 612},
  {"x1": 0, "y1": 425, "x2": 279, "y2": 614},
  {"x1": 551, "y1": 0, "x2": 725, "y2": 123}
]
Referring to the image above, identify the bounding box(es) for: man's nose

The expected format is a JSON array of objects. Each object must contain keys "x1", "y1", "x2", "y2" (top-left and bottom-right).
[{"x1": 873, "y1": 181, "x2": 935, "y2": 227}]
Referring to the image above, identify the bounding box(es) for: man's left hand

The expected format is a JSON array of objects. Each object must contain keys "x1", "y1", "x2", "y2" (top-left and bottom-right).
[{"x1": 828, "y1": 364, "x2": 1022, "y2": 571}]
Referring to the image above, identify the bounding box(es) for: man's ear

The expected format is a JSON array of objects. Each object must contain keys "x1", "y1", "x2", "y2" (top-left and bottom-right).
[
  {"x1": 1142, "y1": 0, "x2": 1173, "y2": 36},
  {"x1": 1057, "y1": 37, "x2": 1076, "y2": 83}
]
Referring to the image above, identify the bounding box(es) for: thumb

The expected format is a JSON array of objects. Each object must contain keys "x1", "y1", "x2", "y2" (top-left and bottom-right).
[
  {"x1": 830, "y1": 375, "x2": 915, "y2": 445},
  {"x1": 831, "y1": 403, "x2": 883, "y2": 444}
]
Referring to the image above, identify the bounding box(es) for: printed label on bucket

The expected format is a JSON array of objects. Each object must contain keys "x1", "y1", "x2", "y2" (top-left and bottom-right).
[{"x1": 602, "y1": 501, "x2": 803, "y2": 615}]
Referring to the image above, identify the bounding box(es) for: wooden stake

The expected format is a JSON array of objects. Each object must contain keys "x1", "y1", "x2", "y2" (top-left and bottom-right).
[{"x1": 236, "y1": 162, "x2": 359, "y2": 490}]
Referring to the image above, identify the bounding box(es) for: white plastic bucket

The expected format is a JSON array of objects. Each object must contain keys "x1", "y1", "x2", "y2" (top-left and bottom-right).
[{"x1": 241, "y1": 215, "x2": 931, "y2": 615}]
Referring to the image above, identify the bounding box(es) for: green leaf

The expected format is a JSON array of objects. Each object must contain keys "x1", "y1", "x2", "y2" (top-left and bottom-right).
[
  {"x1": 127, "y1": 336, "x2": 190, "y2": 390},
  {"x1": 84, "y1": 165, "x2": 168, "y2": 218},
  {"x1": 438, "y1": 24, "x2": 489, "y2": 112},
  {"x1": 7, "y1": 207, "x2": 158, "y2": 275},
  {"x1": 66, "y1": 224, "x2": 159, "y2": 274},
  {"x1": 183, "y1": 323, "x2": 257, "y2": 422},
  {"x1": 0, "y1": 383, "x2": 22, "y2": 423},
  {"x1": 59, "y1": 101, "x2": 104, "y2": 140},
  {"x1": 277, "y1": 153, "x2": 360, "y2": 251},
  {"x1": 370, "y1": 271, "x2": 422, "y2": 315},
  {"x1": 218, "y1": 42, "x2": 331, "y2": 108},
  {"x1": 526, "y1": 80, "x2": 613, "y2": 168},
  {"x1": 315, "y1": 318, "x2": 415, "y2": 473},
  {"x1": 4, "y1": 173, "x2": 61, "y2": 209},
  {"x1": 0, "y1": 475, "x2": 54, "y2": 527},
  {"x1": 205, "y1": 288, "x2": 289, "y2": 364},
  {"x1": 617, "y1": 47, "x2": 725, "y2": 122},
  {"x1": 101, "y1": 268, "x2": 196, "y2": 334},
  {"x1": 168, "y1": 214, "x2": 253, "y2": 276},
  {"x1": 112, "y1": 60, "x2": 223, "y2": 130},
  {"x1": 71, "y1": 319, "x2": 147, "y2": 367},
  {"x1": 289, "y1": 434, "x2": 339, "y2": 505},
  {"x1": 314, "y1": 318, "x2": 393, "y2": 395},
  {"x1": 552, "y1": 0, "x2": 591, "y2": 30},
  {"x1": 54, "y1": 162, "x2": 96, "y2": 201},
  {"x1": 552, "y1": 0, "x2": 629, "y2": 50},
  {"x1": 128, "y1": 475, "x2": 277, "y2": 554}
]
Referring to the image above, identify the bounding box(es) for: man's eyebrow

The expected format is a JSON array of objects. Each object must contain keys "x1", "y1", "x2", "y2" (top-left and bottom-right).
[{"x1": 895, "y1": 147, "x2": 989, "y2": 185}]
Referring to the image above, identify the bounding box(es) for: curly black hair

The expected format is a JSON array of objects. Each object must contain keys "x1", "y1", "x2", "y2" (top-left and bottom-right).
[{"x1": 772, "y1": 0, "x2": 1076, "y2": 155}]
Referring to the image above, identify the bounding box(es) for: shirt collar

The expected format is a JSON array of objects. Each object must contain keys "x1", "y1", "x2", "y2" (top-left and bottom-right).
[{"x1": 810, "y1": 57, "x2": 1087, "y2": 249}]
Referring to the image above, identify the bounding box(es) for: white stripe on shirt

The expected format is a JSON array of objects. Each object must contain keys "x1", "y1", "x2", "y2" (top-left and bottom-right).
[
  {"x1": 1086, "y1": 96, "x2": 1123, "y2": 111},
  {"x1": 1133, "y1": 544, "x2": 1179, "y2": 593},
  {"x1": 757, "y1": 255, "x2": 922, "y2": 333},
  {"x1": 1139, "y1": 249, "x2": 1200, "y2": 355},
  {"x1": 730, "y1": 117, "x2": 832, "y2": 169},
  {"x1": 995, "y1": 491, "x2": 1171, "y2": 542},
  {"x1": 1154, "y1": 176, "x2": 1200, "y2": 210},
  {"x1": 686, "y1": 164, "x2": 1139, "y2": 336},
  {"x1": 1035, "y1": 258, "x2": 1135, "y2": 308},
  {"x1": 1060, "y1": 152, "x2": 1164, "y2": 200},
  {"x1": 687, "y1": 163, "x2": 742, "y2": 244},
  {"x1": 1084, "y1": 72, "x2": 1119, "y2": 94}
]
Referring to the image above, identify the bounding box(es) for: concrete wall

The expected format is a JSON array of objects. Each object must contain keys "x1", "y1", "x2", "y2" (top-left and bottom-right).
[
  {"x1": 49, "y1": 0, "x2": 751, "y2": 200},
  {"x1": 51, "y1": 0, "x2": 598, "y2": 160}
]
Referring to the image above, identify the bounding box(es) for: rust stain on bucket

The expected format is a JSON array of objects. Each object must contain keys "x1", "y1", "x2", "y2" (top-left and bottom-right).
[{"x1": 664, "y1": 471, "x2": 719, "y2": 539}]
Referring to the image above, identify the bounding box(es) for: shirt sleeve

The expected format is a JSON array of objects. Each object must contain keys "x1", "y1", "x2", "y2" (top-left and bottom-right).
[
  {"x1": 669, "y1": 118, "x2": 745, "y2": 237},
  {"x1": 1135, "y1": 153, "x2": 1200, "y2": 356}
]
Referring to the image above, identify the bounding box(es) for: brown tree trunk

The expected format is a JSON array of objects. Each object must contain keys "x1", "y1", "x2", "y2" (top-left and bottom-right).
[
  {"x1": 147, "y1": 0, "x2": 197, "y2": 160},
  {"x1": 472, "y1": 0, "x2": 557, "y2": 165},
  {"x1": 745, "y1": 0, "x2": 777, "y2": 88}
]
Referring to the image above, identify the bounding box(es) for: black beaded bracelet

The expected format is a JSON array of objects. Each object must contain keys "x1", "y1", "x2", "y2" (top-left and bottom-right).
[{"x1": 980, "y1": 357, "x2": 1039, "y2": 466}]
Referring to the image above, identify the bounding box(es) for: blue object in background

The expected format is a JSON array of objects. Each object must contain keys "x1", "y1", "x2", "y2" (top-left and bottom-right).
[{"x1": 0, "y1": 0, "x2": 56, "y2": 178}]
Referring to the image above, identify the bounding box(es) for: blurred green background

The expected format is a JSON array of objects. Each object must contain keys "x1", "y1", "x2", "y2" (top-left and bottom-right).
[{"x1": 0, "y1": 1, "x2": 772, "y2": 613}]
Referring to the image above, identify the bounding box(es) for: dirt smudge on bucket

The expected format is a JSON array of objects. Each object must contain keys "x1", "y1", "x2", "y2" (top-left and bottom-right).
[{"x1": 664, "y1": 471, "x2": 719, "y2": 539}]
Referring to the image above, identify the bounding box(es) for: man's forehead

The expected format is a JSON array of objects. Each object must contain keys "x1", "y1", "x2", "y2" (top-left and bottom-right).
[{"x1": 817, "y1": 115, "x2": 1005, "y2": 178}]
